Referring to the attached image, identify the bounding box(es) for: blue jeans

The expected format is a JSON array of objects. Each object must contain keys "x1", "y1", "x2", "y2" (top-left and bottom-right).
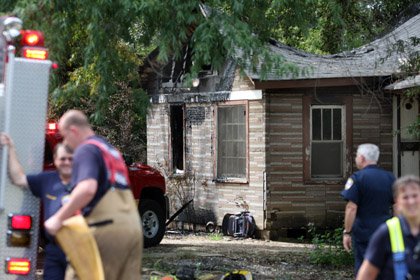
[
  {"x1": 353, "y1": 238, "x2": 368, "y2": 275},
  {"x1": 43, "y1": 243, "x2": 67, "y2": 280}
]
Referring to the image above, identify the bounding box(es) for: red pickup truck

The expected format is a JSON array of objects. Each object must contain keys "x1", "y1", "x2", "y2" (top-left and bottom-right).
[{"x1": 44, "y1": 123, "x2": 168, "y2": 247}]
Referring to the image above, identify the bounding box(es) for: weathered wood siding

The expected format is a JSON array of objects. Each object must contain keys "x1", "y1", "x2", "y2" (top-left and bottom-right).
[
  {"x1": 265, "y1": 87, "x2": 394, "y2": 237},
  {"x1": 211, "y1": 98, "x2": 266, "y2": 228},
  {"x1": 353, "y1": 93, "x2": 394, "y2": 170},
  {"x1": 147, "y1": 104, "x2": 169, "y2": 168},
  {"x1": 265, "y1": 92, "x2": 306, "y2": 235}
]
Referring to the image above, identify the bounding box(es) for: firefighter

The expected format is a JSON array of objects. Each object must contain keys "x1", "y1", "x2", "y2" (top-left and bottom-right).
[
  {"x1": 357, "y1": 175, "x2": 420, "y2": 280},
  {"x1": 44, "y1": 110, "x2": 142, "y2": 280},
  {"x1": 341, "y1": 143, "x2": 395, "y2": 274},
  {"x1": 0, "y1": 132, "x2": 71, "y2": 280}
]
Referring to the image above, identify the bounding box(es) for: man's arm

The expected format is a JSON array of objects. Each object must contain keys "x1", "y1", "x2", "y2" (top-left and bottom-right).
[
  {"x1": 343, "y1": 201, "x2": 358, "y2": 252},
  {"x1": 0, "y1": 133, "x2": 28, "y2": 187},
  {"x1": 44, "y1": 178, "x2": 97, "y2": 235}
]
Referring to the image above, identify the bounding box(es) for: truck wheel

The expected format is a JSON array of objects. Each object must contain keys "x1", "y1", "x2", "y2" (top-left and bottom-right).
[{"x1": 139, "y1": 199, "x2": 166, "y2": 248}]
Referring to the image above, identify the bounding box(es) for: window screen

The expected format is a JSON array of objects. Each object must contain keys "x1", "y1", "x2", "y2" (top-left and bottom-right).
[
  {"x1": 217, "y1": 105, "x2": 246, "y2": 179},
  {"x1": 311, "y1": 106, "x2": 344, "y2": 178}
]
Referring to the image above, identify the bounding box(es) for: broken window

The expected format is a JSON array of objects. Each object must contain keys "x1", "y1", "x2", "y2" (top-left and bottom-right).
[
  {"x1": 217, "y1": 105, "x2": 247, "y2": 180},
  {"x1": 310, "y1": 106, "x2": 344, "y2": 178},
  {"x1": 170, "y1": 105, "x2": 184, "y2": 174}
]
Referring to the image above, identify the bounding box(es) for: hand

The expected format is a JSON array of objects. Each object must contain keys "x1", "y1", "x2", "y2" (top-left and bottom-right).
[
  {"x1": 44, "y1": 215, "x2": 63, "y2": 236},
  {"x1": 0, "y1": 132, "x2": 14, "y2": 148},
  {"x1": 343, "y1": 234, "x2": 352, "y2": 252}
]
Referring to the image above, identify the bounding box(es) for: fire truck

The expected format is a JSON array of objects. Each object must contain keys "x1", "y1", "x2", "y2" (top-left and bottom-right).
[
  {"x1": 0, "y1": 16, "x2": 52, "y2": 278},
  {"x1": 0, "y1": 16, "x2": 167, "y2": 278}
]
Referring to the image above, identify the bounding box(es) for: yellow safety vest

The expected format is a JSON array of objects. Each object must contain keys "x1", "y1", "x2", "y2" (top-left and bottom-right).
[{"x1": 386, "y1": 217, "x2": 408, "y2": 280}]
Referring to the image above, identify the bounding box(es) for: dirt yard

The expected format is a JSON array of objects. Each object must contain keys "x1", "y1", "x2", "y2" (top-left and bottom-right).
[{"x1": 142, "y1": 231, "x2": 354, "y2": 280}]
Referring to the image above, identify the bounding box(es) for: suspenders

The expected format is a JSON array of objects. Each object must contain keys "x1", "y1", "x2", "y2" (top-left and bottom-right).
[
  {"x1": 84, "y1": 139, "x2": 130, "y2": 187},
  {"x1": 386, "y1": 217, "x2": 409, "y2": 280}
]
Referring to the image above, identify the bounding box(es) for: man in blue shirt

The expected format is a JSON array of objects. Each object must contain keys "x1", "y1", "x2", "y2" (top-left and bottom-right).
[
  {"x1": 44, "y1": 110, "x2": 142, "y2": 280},
  {"x1": 0, "y1": 133, "x2": 72, "y2": 280},
  {"x1": 341, "y1": 143, "x2": 395, "y2": 275}
]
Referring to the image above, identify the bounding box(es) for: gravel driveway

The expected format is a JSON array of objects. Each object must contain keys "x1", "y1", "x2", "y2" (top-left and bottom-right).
[{"x1": 142, "y1": 231, "x2": 354, "y2": 280}]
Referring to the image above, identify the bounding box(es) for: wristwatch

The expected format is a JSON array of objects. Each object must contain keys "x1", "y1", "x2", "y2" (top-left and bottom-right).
[{"x1": 343, "y1": 230, "x2": 352, "y2": 235}]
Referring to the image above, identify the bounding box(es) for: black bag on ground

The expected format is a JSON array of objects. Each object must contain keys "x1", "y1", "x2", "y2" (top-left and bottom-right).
[{"x1": 222, "y1": 212, "x2": 255, "y2": 238}]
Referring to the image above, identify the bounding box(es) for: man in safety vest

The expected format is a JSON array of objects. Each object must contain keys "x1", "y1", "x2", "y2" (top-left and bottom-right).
[
  {"x1": 44, "y1": 109, "x2": 142, "y2": 280},
  {"x1": 357, "y1": 175, "x2": 420, "y2": 280}
]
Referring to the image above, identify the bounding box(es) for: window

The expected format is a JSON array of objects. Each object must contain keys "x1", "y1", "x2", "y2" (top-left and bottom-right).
[
  {"x1": 303, "y1": 94, "x2": 352, "y2": 182},
  {"x1": 310, "y1": 106, "x2": 344, "y2": 178},
  {"x1": 217, "y1": 104, "x2": 247, "y2": 180}
]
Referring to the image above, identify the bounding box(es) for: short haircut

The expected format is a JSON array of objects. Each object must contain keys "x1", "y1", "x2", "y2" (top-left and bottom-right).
[
  {"x1": 357, "y1": 143, "x2": 380, "y2": 162},
  {"x1": 393, "y1": 175, "x2": 420, "y2": 198},
  {"x1": 53, "y1": 143, "x2": 73, "y2": 158},
  {"x1": 61, "y1": 110, "x2": 90, "y2": 130}
]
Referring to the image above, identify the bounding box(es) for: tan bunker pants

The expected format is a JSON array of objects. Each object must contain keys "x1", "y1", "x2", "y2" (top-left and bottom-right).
[{"x1": 65, "y1": 188, "x2": 143, "y2": 280}]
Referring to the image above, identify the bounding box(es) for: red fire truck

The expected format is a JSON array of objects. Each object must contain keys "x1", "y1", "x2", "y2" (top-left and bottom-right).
[{"x1": 0, "y1": 16, "x2": 167, "y2": 278}]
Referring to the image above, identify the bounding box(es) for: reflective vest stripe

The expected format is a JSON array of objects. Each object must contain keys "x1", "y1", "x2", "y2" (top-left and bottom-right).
[
  {"x1": 387, "y1": 217, "x2": 405, "y2": 253},
  {"x1": 386, "y1": 216, "x2": 408, "y2": 280}
]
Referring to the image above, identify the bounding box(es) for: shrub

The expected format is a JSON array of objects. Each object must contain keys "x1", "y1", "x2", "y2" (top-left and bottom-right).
[{"x1": 307, "y1": 224, "x2": 353, "y2": 267}]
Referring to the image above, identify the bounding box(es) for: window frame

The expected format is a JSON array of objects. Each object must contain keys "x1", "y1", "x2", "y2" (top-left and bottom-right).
[
  {"x1": 303, "y1": 94, "x2": 353, "y2": 184},
  {"x1": 214, "y1": 101, "x2": 249, "y2": 183}
]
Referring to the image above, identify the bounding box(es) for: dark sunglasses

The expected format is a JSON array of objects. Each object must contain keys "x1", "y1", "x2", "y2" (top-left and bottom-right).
[{"x1": 58, "y1": 157, "x2": 73, "y2": 162}]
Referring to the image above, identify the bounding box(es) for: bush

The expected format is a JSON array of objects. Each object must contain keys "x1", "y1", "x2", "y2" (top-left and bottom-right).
[{"x1": 307, "y1": 224, "x2": 353, "y2": 267}]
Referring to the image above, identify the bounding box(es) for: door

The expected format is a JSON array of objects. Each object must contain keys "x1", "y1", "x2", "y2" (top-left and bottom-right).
[{"x1": 393, "y1": 95, "x2": 420, "y2": 177}]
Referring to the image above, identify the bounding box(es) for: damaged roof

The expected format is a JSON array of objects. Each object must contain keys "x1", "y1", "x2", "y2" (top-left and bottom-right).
[
  {"x1": 385, "y1": 74, "x2": 420, "y2": 90},
  {"x1": 248, "y1": 13, "x2": 420, "y2": 81}
]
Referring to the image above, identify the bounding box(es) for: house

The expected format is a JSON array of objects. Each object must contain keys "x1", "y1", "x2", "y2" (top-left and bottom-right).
[{"x1": 143, "y1": 14, "x2": 420, "y2": 239}]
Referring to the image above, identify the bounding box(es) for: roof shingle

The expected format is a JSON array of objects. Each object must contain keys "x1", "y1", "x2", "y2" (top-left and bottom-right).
[{"x1": 248, "y1": 14, "x2": 420, "y2": 81}]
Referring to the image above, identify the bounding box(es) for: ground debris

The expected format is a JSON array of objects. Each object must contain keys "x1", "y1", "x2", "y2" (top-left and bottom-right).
[{"x1": 142, "y1": 232, "x2": 353, "y2": 280}]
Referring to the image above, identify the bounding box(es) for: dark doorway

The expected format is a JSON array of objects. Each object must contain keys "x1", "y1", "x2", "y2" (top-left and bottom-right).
[{"x1": 170, "y1": 105, "x2": 184, "y2": 173}]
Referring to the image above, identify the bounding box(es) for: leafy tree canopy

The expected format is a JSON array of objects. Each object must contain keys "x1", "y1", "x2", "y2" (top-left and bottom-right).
[
  {"x1": 0, "y1": 0, "x2": 418, "y2": 158},
  {"x1": 4, "y1": 0, "x2": 418, "y2": 103}
]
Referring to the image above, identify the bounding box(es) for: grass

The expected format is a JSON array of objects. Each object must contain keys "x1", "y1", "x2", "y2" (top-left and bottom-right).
[{"x1": 208, "y1": 232, "x2": 223, "y2": 241}]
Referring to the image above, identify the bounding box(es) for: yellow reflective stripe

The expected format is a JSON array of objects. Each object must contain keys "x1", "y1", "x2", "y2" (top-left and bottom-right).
[{"x1": 386, "y1": 217, "x2": 405, "y2": 253}]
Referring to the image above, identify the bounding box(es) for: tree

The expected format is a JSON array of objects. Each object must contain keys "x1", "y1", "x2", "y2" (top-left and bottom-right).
[
  {"x1": 5, "y1": 0, "x2": 150, "y2": 160},
  {"x1": 1, "y1": 0, "x2": 418, "y2": 158}
]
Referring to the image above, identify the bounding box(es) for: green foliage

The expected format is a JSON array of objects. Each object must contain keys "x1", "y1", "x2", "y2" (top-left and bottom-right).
[
  {"x1": 270, "y1": 0, "x2": 420, "y2": 53},
  {"x1": 11, "y1": 0, "x2": 143, "y2": 113},
  {"x1": 306, "y1": 224, "x2": 353, "y2": 267},
  {"x1": 94, "y1": 83, "x2": 149, "y2": 163},
  {"x1": 1, "y1": 0, "x2": 418, "y2": 157},
  {"x1": 0, "y1": 0, "x2": 149, "y2": 160},
  {"x1": 408, "y1": 114, "x2": 420, "y2": 139},
  {"x1": 208, "y1": 232, "x2": 223, "y2": 241},
  {"x1": 137, "y1": 1, "x2": 307, "y2": 80},
  {"x1": 383, "y1": 23, "x2": 420, "y2": 138}
]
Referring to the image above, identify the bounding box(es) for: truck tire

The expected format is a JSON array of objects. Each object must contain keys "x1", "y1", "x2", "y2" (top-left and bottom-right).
[{"x1": 139, "y1": 199, "x2": 166, "y2": 248}]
